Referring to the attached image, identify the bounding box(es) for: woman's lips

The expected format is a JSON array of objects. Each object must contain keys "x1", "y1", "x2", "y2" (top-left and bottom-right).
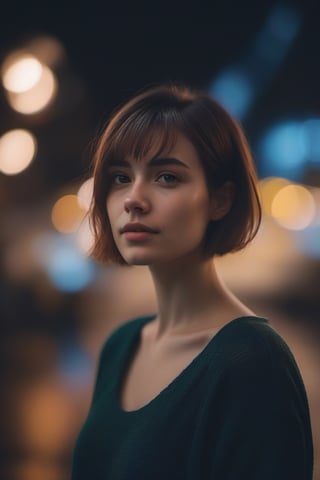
[
  {"x1": 120, "y1": 222, "x2": 159, "y2": 242},
  {"x1": 123, "y1": 231, "x2": 156, "y2": 241},
  {"x1": 120, "y1": 222, "x2": 159, "y2": 234}
]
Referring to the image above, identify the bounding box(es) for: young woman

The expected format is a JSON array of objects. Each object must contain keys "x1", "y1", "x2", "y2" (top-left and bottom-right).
[{"x1": 71, "y1": 84, "x2": 313, "y2": 479}]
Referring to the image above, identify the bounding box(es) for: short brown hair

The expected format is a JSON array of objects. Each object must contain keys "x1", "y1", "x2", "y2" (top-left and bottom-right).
[{"x1": 89, "y1": 84, "x2": 261, "y2": 264}]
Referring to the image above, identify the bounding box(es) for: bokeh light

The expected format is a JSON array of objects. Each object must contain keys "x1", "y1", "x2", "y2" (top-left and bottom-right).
[
  {"x1": 58, "y1": 343, "x2": 95, "y2": 390},
  {"x1": 259, "y1": 122, "x2": 307, "y2": 180},
  {"x1": 26, "y1": 35, "x2": 66, "y2": 68},
  {"x1": 19, "y1": 378, "x2": 76, "y2": 454},
  {"x1": 51, "y1": 195, "x2": 86, "y2": 234},
  {"x1": 0, "y1": 129, "x2": 37, "y2": 175},
  {"x1": 271, "y1": 184, "x2": 315, "y2": 230},
  {"x1": 2, "y1": 55, "x2": 43, "y2": 93},
  {"x1": 6, "y1": 65, "x2": 57, "y2": 114},
  {"x1": 253, "y1": 4, "x2": 301, "y2": 65},
  {"x1": 295, "y1": 224, "x2": 320, "y2": 258},
  {"x1": 77, "y1": 177, "x2": 93, "y2": 211},
  {"x1": 300, "y1": 118, "x2": 320, "y2": 165},
  {"x1": 210, "y1": 5, "x2": 301, "y2": 122},
  {"x1": 32, "y1": 233, "x2": 96, "y2": 292},
  {"x1": 74, "y1": 216, "x2": 95, "y2": 256},
  {"x1": 47, "y1": 244, "x2": 95, "y2": 292},
  {"x1": 210, "y1": 68, "x2": 253, "y2": 119},
  {"x1": 259, "y1": 177, "x2": 290, "y2": 216},
  {"x1": 309, "y1": 187, "x2": 320, "y2": 225}
]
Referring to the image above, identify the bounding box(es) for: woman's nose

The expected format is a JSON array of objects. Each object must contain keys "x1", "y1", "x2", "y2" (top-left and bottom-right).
[{"x1": 124, "y1": 186, "x2": 150, "y2": 214}]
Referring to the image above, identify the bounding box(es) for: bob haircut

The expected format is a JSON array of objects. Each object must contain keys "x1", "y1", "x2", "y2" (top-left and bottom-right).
[{"x1": 89, "y1": 83, "x2": 261, "y2": 264}]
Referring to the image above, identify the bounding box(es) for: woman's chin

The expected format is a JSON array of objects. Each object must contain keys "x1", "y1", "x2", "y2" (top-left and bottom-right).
[{"x1": 124, "y1": 255, "x2": 154, "y2": 266}]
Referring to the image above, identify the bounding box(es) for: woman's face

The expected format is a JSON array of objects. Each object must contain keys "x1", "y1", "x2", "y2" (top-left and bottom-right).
[{"x1": 105, "y1": 131, "x2": 221, "y2": 266}]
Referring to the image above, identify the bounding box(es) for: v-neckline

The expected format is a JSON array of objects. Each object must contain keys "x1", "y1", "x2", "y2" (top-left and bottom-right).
[{"x1": 115, "y1": 315, "x2": 267, "y2": 415}]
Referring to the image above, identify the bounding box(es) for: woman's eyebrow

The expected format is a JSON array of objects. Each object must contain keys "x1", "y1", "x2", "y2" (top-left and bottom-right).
[
  {"x1": 148, "y1": 157, "x2": 190, "y2": 169},
  {"x1": 108, "y1": 157, "x2": 190, "y2": 169},
  {"x1": 107, "y1": 159, "x2": 130, "y2": 167}
]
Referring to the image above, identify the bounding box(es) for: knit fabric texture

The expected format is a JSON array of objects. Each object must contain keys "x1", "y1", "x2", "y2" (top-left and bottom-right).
[{"x1": 71, "y1": 315, "x2": 313, "y2": 479}]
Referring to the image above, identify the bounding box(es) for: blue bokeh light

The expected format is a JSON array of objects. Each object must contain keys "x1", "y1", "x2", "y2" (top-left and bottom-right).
[
  {"x1": 47, "y1": 245, "x2": 96, "y2": 292},
  {"x1": 210, "y1": 68, "x2": 253, "y2": 120},
  {"x1": 301, "y1": 119, "x2": 320, "y2": 164},
  {"x1": 259, "y1": 121, "x2": 307, "y2": 180},
  {"x1": 33, "y1": 233, "x2": 96, "y2": 292},
  {"x1": 268, "y1": 4, "x2": 301, "y2": 43},
  {"x1": 209, "y1": 5, "x2": 301, "y2": 122},
  {"x1": 58, "y1": 342, "x2": 95, "y2": 388},
  {"x1": 294, "y1": 225, "x2": 320, "y2": 259}
]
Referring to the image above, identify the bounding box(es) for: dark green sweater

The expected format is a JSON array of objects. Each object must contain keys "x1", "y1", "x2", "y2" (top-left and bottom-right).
[{"x1": 71, "y1": 315, "x2": 313, "y2": 479}]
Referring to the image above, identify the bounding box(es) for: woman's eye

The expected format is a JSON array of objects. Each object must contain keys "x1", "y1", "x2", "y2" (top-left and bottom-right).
[
  {"x1": 112, "y1": 174, "x2": 130, "y2": 184},
  {"x1": 157, "y1": 173, "x2": 178, "y2": 185}
]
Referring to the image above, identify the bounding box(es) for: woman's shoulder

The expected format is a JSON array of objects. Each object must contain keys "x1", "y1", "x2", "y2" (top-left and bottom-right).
[
  {"x1": 211, "y1": 315, "x2": 300, "y2": 374},
  {"x1": 199, "y1": 316, "x2": 308, "y2": 416},
  {"x1": 215, "y1": 315, "x2": 286, "y2": 349},
  {"x1": 211, "y1": 316, "x2": 311, "y2": 423}
]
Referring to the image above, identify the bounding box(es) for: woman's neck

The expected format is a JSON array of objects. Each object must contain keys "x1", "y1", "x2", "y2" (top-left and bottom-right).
[{"x1": 148, "y1": 254, "x2": 252, "y2": 340}]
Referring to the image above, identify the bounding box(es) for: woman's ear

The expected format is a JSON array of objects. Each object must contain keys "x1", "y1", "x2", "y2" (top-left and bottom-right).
[{"x1": 209, "y1": 181, "x2": 234, "y2": 221}]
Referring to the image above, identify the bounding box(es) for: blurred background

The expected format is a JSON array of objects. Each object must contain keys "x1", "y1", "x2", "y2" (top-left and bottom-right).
[{"x1": 1, "y1": 1, "x2": 320, "y2": 479}]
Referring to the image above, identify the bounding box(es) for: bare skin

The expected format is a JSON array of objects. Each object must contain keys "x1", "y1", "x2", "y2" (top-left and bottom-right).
[{"x1": 120, "y1": 256, "x2": 254, "y2": 411}]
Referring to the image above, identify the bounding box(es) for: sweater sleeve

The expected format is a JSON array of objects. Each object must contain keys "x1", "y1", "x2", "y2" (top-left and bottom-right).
[{"x1": 208, "y1": 333, "x2": 313, "y2": 479}]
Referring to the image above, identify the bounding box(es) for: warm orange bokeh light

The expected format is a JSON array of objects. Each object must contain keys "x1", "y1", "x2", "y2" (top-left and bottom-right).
[
  {"x1": 271, "y1": 184, "x2": 315, "y2": 230},
  {"x1": 259, "y1": 177, "x2": 290, "y2": 216},
  {"x1": 51, "y1": 195, "x2": 86, "y2": 233}
]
